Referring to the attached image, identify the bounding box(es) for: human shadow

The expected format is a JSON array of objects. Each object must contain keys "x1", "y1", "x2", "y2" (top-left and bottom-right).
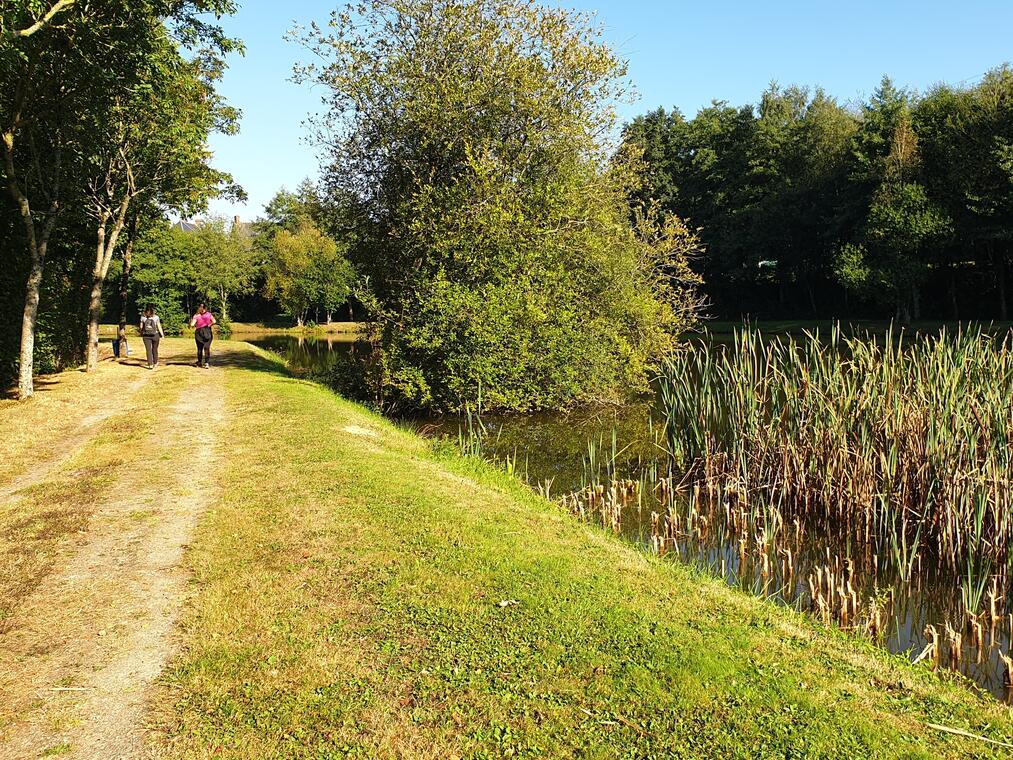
[{"x1": 207, "y1": 345, "x2": 295, "y2": 379}]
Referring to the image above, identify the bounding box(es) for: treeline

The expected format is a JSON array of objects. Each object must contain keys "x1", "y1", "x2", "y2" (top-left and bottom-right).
[
  {"x1": 623, "y1": 69, "x2": 1013, "y2": 321},
  {"x1": 130, "y1": 183, "x2": 357, "y2": 333},
  {"x1": 1, "y1": 1, "x2": 240, "y2": 398}
]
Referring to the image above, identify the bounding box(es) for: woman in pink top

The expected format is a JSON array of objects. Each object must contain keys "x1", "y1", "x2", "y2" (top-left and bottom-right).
[{"x1": 189, "y1": 304, "x2": 217, "y2": 368}]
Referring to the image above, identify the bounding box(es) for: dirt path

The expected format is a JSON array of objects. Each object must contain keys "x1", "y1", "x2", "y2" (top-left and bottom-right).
[
  {"x1": 0, "y1": 342, "x2": 227, "y2": 759},
  {"x1": 0, "y1": 374, "x2": 152, "y2": 505},
  {"x1": 0, "y1": 347, "x2": 162, "y2": 492}
]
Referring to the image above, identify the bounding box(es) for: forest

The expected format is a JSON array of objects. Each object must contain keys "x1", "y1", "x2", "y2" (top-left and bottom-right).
[{"x1": 623, "y1": 70, "x2": 1013, "y2": 321}]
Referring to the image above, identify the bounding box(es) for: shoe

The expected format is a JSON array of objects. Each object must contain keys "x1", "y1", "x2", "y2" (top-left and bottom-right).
[{"x1": 204, "y1": 363, "x2": 211, "y2": 369}]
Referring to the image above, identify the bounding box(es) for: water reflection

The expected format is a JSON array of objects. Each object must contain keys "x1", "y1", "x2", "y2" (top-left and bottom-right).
[{"x1": 241, "y1": 333, "x2": 361, "y2": 377}]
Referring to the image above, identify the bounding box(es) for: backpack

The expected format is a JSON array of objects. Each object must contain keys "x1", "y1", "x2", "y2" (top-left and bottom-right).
[{"x1": 142, "y1": 315, "x2": 159, "y2": 337}]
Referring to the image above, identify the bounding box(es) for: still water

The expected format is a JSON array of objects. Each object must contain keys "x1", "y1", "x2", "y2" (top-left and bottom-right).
[
  {"x1": 242, "y1": 333, "x2": 360, "y2": 376},
  {"x1": 246, "y1": 332, "x2": 1013, "y2": 700}
]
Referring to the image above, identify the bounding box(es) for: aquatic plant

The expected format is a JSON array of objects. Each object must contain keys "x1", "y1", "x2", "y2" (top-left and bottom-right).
[{"x1": 657, "y1": 326, "x2": 1013, "y2": 603}]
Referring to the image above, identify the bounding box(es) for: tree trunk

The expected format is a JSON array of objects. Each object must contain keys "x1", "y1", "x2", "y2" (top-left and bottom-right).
[
  {"x1": 999, "y1": 255, "x2": 1009, "y2": 322},
  {"x1": 326, "y1": 311, "x2": 333, "y2": 325},
  {"x1": 117, "y1": 215, "x2": 136, "y2": 352},
  {"x1": 896, "y1": 296, "x2": 911, "y2": 326},
  {"x1": 910, "y1": 284, "x2": 921, "y2": 322},
  {"x1": 86, "y1": 221, "x2": 109, "y2": 371},
  {"x1": 18, "y1": 243, "x2": 46, "y2": 399},
  {"x1": 220, "y1": 293, "x2": 228, "y2": 325},
  {"x1": 5, "y1": 133, "x2": 59, "y2": 400},
  {"x1": 86, "y1": 197, "x2": 132, "y2": 371}
]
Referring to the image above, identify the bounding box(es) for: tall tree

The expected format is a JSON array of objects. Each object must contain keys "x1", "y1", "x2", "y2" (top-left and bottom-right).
[
  {"x1": 838, "y1": 87, "x2": 952, "y2": 321},
  {"x1": 263, "y1": 219, "x2": 354, "y2": 326},
  {"x1": 81, "y1": 34, "x2": 240, "y2": 370},
  {"x1": 295, "y1": 0, "x2": 703, "y2": 411},
  {"x1": 1, "y1": 0, "x2": 239, "y2": 397},
  {"x1": 188, "y1": 217, "x2": 258, "y2": 324}
]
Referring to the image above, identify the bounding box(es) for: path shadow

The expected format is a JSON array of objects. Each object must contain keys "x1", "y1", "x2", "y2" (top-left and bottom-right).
[
  {"x1": 3, "y1": 343, "x2": 295, "y2": 400},
  {"x1": 208, "y1": 345, "x2": 295, "y2": 379}
]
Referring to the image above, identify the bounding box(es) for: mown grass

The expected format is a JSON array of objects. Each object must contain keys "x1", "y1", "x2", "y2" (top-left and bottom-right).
[
  {"x1": 153, "y1": 344, "x2": 1013, "y2": 758},
  {"x1": 0, "y1": 376, "x2": 183, "y2": 631}
]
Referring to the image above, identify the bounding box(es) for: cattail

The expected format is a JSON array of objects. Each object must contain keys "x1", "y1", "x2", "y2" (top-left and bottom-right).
[
  {"x1": 945, "y1": 623, "x2": 962, "y2": 667},
  {"x1": 1000, "y1": 650, "x2": 1013, "y2": 690},
  {"x1": 923, "y1": 625, "x2": 940, "y2": 668}
]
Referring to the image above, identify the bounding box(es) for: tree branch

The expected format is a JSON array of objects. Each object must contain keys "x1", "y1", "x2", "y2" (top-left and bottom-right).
[{"x1": 5, "y1": 0, "x2": 77, "y2": 41}]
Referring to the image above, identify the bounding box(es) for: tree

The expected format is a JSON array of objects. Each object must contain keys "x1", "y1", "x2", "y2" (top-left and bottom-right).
[
  {"x1": 131, "y1": 220, "x2": 194, "y2": 333},
  {"x1": 839, "y1": 99, "x2": 952, "y2": 321},
  {"x1": 81, "y1": 32, "x2": 240, "y2": 370},
  {"x1": 188, "y1": 217, "x2": 258, "y2": 325},
  {"x1": 263, "y1": 220, "x2": 353, "y2": 326},
  {"x1": 1, "y1": 0, "x2": 239, "y2": 397},
  {"x1": 295, "y1": 0, "x2": 703, "y2": 411}
]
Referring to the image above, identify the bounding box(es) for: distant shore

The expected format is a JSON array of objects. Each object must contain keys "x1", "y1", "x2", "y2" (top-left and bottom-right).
[
  {"x1": 100, "y1": 322, "x2": 367, "y2": 339},
  {"x1": 227, "y1": 321, "x2": 366, "y2": 336}
]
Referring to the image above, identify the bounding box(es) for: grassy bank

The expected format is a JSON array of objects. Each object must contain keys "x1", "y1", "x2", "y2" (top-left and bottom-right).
[
  {"x1": 151, "y1": 343, "x2": 1013, "y2": 758},
  {"x1": 227, "y1": 321, "x2": 364, "y2": 336}
]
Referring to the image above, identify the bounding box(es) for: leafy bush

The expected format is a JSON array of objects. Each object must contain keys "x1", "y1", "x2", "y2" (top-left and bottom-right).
[{"x1": 300, "y1": 0, "x2": 703, "y2": 412}]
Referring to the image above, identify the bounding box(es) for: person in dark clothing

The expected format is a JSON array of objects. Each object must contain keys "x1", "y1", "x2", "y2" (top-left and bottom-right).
[
  {"x1": 139, "y1": 304, "x2": 165, "y2": 369},
  {"x1": 189, "y1": 303, "x2": 217, "y2": 368}
]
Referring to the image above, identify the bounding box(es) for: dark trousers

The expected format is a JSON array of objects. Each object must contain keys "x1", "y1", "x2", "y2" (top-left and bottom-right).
[
  {"x1": 196, "y1": 328, "x2": 213, "y2": 365},
  {"x1": 143, "y1": 336, "x2": 160, "y2": 366}
]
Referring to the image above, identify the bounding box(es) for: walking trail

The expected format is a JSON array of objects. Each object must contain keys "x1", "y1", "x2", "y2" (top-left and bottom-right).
[{"x1": 0, "y1": 339, "x2": 226, "y2": 759}]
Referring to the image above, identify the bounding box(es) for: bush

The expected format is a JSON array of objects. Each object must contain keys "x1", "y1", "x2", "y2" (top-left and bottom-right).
[{"x1": 301, "y1": 0, "x2": 703, "y2": 412}]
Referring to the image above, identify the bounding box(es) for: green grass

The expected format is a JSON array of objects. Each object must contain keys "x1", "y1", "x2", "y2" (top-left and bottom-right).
[{"x1": 154, "y1": 345, "x2": 1013, "y2": 758}]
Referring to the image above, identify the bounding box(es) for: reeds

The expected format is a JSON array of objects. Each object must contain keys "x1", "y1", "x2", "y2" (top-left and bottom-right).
[
  {"x1": 642, "y1": 325, "x2": 1013, "y2": 696},
  {"x1": 657, "y1": 326, "x2": 1013, "y2": 613}
]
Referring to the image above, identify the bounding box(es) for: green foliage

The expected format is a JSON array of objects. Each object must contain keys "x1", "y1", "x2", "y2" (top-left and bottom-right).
[
  {"x1": 263, "y1": 220, "x2": 354, "y2": 324},
  {"x1": 256, "y1": 186, "x2": 357, "y2": 325},
  {"x1": 623, "y1": 66, "x2": 1013, "y2": 321},
  {"x1": 131, "y1": 223, "x2": 190, "y2": 333},
  {"x1": 187, "y1": 218, "x2": 257, "y2": 324},
  {"x1": 129, "y1": 217, "x2": 256, "y2": 333},
  {"x1": 0, "y1": 0, "x2": 241, "y2": 390},
  {"x1": 297, "y1": 0, "x2": 703, "y2": 412}
]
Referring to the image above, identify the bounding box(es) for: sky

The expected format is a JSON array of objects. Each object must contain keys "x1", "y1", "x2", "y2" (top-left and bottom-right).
[{"x1": 205, "y1": 0, "x2": 1013, "y2": 221}]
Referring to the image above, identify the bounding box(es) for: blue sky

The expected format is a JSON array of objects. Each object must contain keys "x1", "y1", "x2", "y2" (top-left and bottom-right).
[{"x1": 206, "y1": 0, "x2": 1013, "y2": 220}]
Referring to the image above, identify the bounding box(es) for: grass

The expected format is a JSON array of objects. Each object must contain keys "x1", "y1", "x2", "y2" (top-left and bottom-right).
[
  {"x1": 151, "y1": 343, "x2": 1013, "y2": 758},
  {"x1": 227, "y1": 320, "x2": 364, "y2": 336}
]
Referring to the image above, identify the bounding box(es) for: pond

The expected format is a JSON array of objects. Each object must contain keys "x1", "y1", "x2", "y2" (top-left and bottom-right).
[
  {"x1": 240, "y1": 332, "x2": 362, "y2": 376},
  {"x1": 246, "y1": 331, "x2": 1013, "y2": 701}
]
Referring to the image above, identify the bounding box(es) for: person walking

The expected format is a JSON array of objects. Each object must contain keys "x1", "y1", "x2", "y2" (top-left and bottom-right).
[
  {"x1": 190, "y1": 304, "x2": 217, "y2": 368},
  {"x1": 139, "y1": 304, "x2": 165, "y2": 370}
]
